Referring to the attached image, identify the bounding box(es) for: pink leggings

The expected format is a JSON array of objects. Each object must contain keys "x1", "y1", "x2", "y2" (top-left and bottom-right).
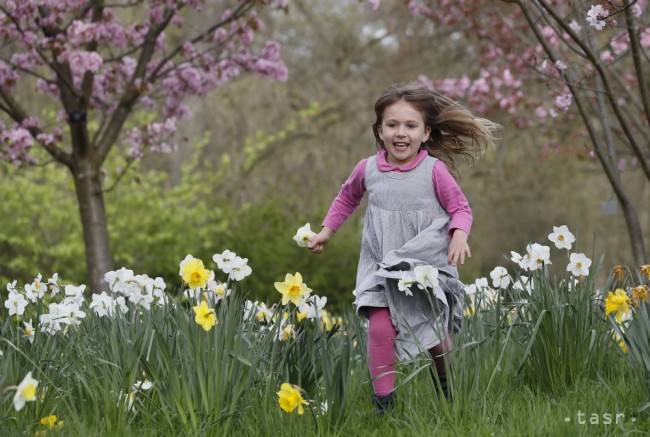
[{"x1": 367, "y1": 307, "x2": 451, "y2": 396}]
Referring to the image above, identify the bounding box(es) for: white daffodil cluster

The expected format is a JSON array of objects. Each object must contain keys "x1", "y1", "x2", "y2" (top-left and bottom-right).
[
  {"x1": 212, "y1": 250, "x2": 252, "y2": 281},
  {"x1": 397, "y1": 265, "x2": 440, "y2": 296}
]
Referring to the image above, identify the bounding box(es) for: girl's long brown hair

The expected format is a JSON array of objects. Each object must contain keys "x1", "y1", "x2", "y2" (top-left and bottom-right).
[{"x1": 372, "y1": 81, "x2": 500, "y2": 178}]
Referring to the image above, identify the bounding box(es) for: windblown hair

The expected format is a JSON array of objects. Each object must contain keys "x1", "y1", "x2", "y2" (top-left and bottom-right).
[{"x1": 372, "y1": 81, "x2": 500, "y2": 178}]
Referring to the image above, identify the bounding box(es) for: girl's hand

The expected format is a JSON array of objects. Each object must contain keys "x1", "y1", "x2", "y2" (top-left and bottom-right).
[
  {"x1": 308, "y1": 227, "x2": 334, "y2": 254},
  {"x1": 448, "y1": 229, "x2": 471, "y2": 266}
]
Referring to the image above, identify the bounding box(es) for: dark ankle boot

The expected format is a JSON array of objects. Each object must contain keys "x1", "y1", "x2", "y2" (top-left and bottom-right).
[
  {"x1": 372, "y1": 392, "x2": 396, "y2": 416},
  {"x1": 429, "y1": 368, "x2": 450, "y2": 401}
]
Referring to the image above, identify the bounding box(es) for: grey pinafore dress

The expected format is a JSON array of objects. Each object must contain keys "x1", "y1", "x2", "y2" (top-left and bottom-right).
[{"x1": 355, "y1": 154, "x2": 465, "y2": 360}]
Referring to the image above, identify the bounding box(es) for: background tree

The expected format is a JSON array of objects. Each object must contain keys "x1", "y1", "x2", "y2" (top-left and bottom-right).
[
  {"x1": 380, "y1": 0, "x2": 650, "y2": 265},
  {"x1": 0, "y1": 0, "x2": 288, "y2": 292}
]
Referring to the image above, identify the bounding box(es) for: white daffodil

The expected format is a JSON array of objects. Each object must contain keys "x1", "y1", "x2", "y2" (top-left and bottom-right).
[
  {"x1": 464, "y1": 283, "x2": 478, "y2": 306},
  {"x1": 62, "y1": 284, "x2": 86, "y2": 307},
  {"x1": 23, "y1": 320, "x2": 35, "y2": 344},
  {"x1": 5, "y1": 290, "x2": 28, "y2": 316},
  {"x1": 397, "y1": 272, "x2": 415, "y2": 296},
  {"x1": 277, "y1": 320, "x2": 296, "y2": 341},
  {"x1": 47, "y1": 273, "x2": 60, "y2": 296},
  {"x1": 6, "y1": 279, "x2": 17, "y2": 293},
  {"x1": 480, "y1": 287, "x2": 499, "y2": 309},
  {"x1": 13, "y1": 372, "x2": 39, "y2": 411},
  {"x1": 105, "y1": 267, "x2": 135, "y2": 294},
  {"x1": 293, "y1": 223, "x2": 317, "y2": 247},
  {"x1": 208, "y1": 280, "x2": 231, "y2": 302},
  {"x1": 474, "y1": 277, "x2": 489, "y2": 290},
  {"x1": 513, "y1": 275, "x2": 535, "y2": 294},
  {"x1": 548, "y1": 225, "x2": 576, "y2": 250},
  {"x1": 567, "y1": 252, "x2": 592, "y2": 277},
  {"x1": 298, "y1": 294, "x2": 328, "y2": 319},
  {"x1": 490, "y1": 266, "x2": 511, "y2": 289},
  {"x1": 24, "y1": 274, "x2": 47, "y2": 303},
  {"x1": 132, "y1": 380, "x2": 153, "y2": 391},
  {"x1": 90, "y1": 292, "x2": 117, "y2": 318},
  {"x1": 229, "y1": 256, "x2": 252, "y2": 281},
  {"x1": 128, "y1": 290, "x2": 154, "y2": 311},
  {"x1": 212, "y1": 250, "x2": 237, "y2": 274},
  {"x1": 414, "y1": 265, "x2": 439, "y2": 290},
  {"x1": 522, "y1": 243, "x2": 551, "y2": 271}
]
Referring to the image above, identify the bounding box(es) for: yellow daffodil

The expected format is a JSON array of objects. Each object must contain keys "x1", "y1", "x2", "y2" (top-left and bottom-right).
[
  {"x1": 321, "y1": 309, "x2": 333, "y2": 331},
  {"x1": 611, "y1": 331, "x2": 629, "y2": 355},
  {"x1": 297, "y1": 311, "x2": 308, "y2": 322},
  {"x1": 464, "y1": 305, "x2": 476, "y2": 318},
  {"x1": 181, "y1": 259, "x2": 210, "y2": 289},
  {"x1": 604, "y1": 288, "x2": 631, "y2": 324},
  {"x1": 277, "y1": 383, "x2": 309, "y2": 414},
  {"x1": 631, "y1": 285, "x2": 649, "y2": 306},
  {"x1": 274, "y1": 272, "x2": 312, "y2": 306},
  {"x1": 193, "y1": 301, "x2": 217, "y2": 331},
  {"x1": 40, "y1": 415, "x2": 64, "y2": 429}
]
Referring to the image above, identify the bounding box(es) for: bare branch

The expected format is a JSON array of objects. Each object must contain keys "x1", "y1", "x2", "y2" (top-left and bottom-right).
[
  {"x1": 535, "y1": 0, "x2": 650, "y2": 181},
  {"x1": 623, "y1": 1, "x2": 650, "y2": 134}
]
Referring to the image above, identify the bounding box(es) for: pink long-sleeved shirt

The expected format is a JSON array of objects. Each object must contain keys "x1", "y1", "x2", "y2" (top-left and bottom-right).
[{"x1": 322, "y1": 149, "x2": 473, "y2": 235}]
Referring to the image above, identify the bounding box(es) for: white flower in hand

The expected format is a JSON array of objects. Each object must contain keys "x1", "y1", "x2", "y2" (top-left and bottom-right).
[{"x1": 293, "y1": 223, "x2": 317, "y2": 247}]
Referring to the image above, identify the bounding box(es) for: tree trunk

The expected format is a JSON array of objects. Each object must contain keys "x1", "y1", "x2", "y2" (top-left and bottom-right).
[
  {"x1": 71, "y1": 158, "x2": 114, "y2": 293},
  {"x1": 618, "y1": 194, "x2": 648, "y2": 266}
]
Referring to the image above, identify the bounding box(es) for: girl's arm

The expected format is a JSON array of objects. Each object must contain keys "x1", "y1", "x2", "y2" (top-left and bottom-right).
[
  {"x1": 433, "y1": 161, "x2": 473, "y2": 266},
  {"x1": 309, "y1": 159, "x2": 367, "y2": 254}
]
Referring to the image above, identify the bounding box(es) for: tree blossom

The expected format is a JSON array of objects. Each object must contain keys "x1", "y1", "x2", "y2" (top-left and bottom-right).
[
  {"x1": 586, "y1": 4, "x2": 609, "y2": 30},
  {"x1": 567, "y1": 253, "x2": 592, "y2": 277}
]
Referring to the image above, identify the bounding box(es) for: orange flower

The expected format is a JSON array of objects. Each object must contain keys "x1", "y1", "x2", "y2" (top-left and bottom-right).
[
  {"x1": 631, "y1": 285, "x2": 649, "y2": 306},
  {"x1": 640, "y1": 265, "x2": 650, "y2": 280},
  {"x1": 612, "y1": 265, "x2": 625, "y2": 281}
]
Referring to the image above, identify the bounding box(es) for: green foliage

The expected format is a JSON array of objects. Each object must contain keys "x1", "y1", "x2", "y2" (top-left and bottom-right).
[
  {"x1": 0, "y1": 137, "x2": 360, "y2": 305},
  {"x1": 506, "y1": 258, "x2": 612, "y2": 396}
]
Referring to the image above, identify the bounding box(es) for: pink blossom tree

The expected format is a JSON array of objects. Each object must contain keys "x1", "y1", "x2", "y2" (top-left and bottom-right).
[
  {"x1": 0, "y1": 0, "x2": 288, "y2": 292},
  {"x1": 369, "y1": 0, "x2": 649, "y2": 265}
]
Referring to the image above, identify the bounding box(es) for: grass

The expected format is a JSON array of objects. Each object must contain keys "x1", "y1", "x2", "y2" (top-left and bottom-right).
[{"x1": 1, "y1": 254, "x2": 649, "y2": 436}]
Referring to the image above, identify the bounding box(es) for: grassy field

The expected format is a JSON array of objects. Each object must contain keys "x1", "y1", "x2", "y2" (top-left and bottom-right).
[{"x1": 1, "y1": 247, "x2": 648, "y2": 436}]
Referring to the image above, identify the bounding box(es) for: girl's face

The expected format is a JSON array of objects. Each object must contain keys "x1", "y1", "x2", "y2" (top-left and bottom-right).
[{"x1": 378, "y1": 99, "x2": 431, "y2": 166}]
